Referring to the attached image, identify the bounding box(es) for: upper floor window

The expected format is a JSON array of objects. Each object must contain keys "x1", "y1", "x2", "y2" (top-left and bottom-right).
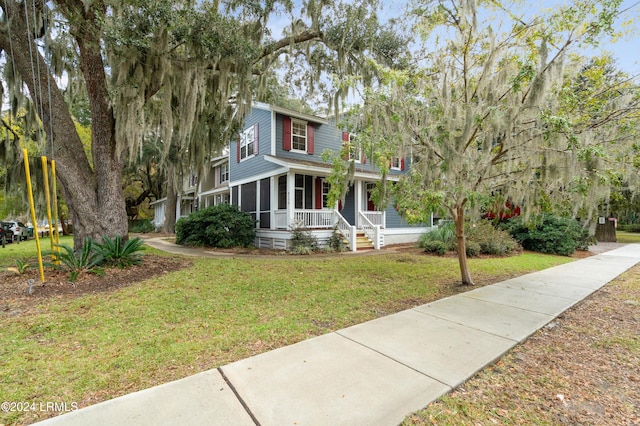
[
  {"x1": 283, "y1": 116, "x2": 315, "y2": 154},
  {"x1": 292, "y1": 120, "x2": 307, "y2": 151},
  {"x1": 347, "y1": 134, "x2": 362, "y2": 163},
  {"x1": 343, "y1": 132, "x2": 366, "y2": 164},
  {"x1": 219, "y1": 162, "x2": 229, "y2": 183},
  {"x1": 238, "y1": 123, "x2": 259, "y2": 162},
  {"x1": 189, "y1": 174, "x2": 198, "y2": 187},
  {"x1": 391, "y1": 154, "x2": 405, "y2": 170}
]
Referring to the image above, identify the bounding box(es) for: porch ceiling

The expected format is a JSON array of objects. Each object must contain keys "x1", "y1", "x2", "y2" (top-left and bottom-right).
[{"x1": 264, "y1": 155, "x2": 397, "y2": 180}]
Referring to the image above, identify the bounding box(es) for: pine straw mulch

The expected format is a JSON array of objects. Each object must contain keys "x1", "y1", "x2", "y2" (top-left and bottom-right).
[
  {"x1": 405, "y1": 264, "x2": 640, "y2": 426},
  {"x1": 0, "y1": 254, "x2": 191, "y2": 318}
]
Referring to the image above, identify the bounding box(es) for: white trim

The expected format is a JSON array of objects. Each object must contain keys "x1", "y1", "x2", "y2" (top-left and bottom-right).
[
  {"x1": 230, "y1": 166, "x2": 289, "y2": 187},
  {"x1": 271, "y1": 110, "x2": 277, "y2": 156},
  {"x1": 263, "y1": 156, "x2": 401, "y2": 182},
  {"x1": 291, "y1": 118, "x2": 308, "y2": 152},
  {"x1": 199, "y1": 186, "x2": 230, "y2": 197},
  {"x1": 270, "y1": 105, "x2": 328, "y2": 124}
]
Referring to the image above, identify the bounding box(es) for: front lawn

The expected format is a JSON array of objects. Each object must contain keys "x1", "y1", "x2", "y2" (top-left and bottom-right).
[{"x1": 1, "y1": 245, "x2": 572, "y2": 425}]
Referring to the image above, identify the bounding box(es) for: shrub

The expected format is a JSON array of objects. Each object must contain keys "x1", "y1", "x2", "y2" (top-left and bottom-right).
[
  {"x1": 175, "y1": 204, "x2": 256, "y2": 248},
  {"x1": 419, "y1": 222, "x2": 456, "y2": 251},
  {"x1": 618, "y1": 224, "x2": 640, "y2": 233},
  {"x1": 500, "y1": 214, "x2": 591, "y2": 256},
  {"x1": 326, "y1": 227, "x2": 346, "y2": 253},
  {"x1": 290, "y1": 223, "x2": 319, "y2": 254},
  {"x1": 95, "y1": 236, "x2": 145, "y2": 268},
  {"x1": 130, "y1": 219, "x2": 155, "y2": 233},
  {"x1": 465, "y1": 241, "x2": 481, "y2": 257},
  {"x1": 54, "y1": 238, "x2": 104, "y2": 282},
  {"x1": 423, "y1": 240, "x2": 448, "y2": 255},
  {"x1": 466, "y1": 220, "x2": 519, "y2": 255}
]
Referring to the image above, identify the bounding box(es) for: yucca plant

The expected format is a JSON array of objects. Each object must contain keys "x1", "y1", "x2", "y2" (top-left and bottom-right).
[
  {"x1": 95, "y1": 235, "x2": 145, "y2": 268},
  {"x1": 54, "y1": 238, "x2": 104, "y2": 282}
]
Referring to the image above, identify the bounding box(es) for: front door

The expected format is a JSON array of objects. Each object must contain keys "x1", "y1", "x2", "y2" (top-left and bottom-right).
[{"x1": 365, "y1": 183, "x2": 376, "y2": 211}]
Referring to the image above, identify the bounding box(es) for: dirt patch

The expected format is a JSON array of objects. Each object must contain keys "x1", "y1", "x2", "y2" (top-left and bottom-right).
[{"x1": 0, "y1": 255, "x2": 191, "y2": 318}]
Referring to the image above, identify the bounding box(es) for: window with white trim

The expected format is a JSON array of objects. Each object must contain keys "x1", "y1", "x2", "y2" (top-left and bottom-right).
[
  {"x1": 391, "y1": 156, "x2": 401, "y2": 169},
  {"x1": 347, "y1": 134, "x2": 362, "y2": 162},
  {"x1": 322, "y1": 181, "x2": 331, "y2": 208},
  {"x1": 292, "y1": 120, "x2": 307, "y2": 151},
  {"x1": 240, "y1": 125, "x2": 256, "y2": 160},
  {"x1": 219, "y1": 163, "x2": 229, "y2": 183}
]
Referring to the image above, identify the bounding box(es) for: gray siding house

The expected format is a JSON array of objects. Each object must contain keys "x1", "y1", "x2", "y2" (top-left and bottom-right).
[{"x1": 154, "y1": 102, "x2": 431, "y2": 250}]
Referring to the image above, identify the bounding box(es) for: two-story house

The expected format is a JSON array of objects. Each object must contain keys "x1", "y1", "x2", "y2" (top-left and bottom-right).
[{"x1": 153, "y1": 102, "x2": 432, "y2": 250}]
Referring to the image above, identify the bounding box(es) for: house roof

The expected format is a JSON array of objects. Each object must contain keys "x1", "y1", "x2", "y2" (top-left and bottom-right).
[{"x1": 253, "y1": 102, "x2": 329, "y2": 125}]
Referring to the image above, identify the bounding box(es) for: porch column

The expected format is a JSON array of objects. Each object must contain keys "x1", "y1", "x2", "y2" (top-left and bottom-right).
[
  {"x1": 287, "y1": 172, "x2": 295, "y2": 228},
  {"x1": 255, "y1": 180, "x2": 261, "y2": 229},
  {"x1": 270, "y1": 176, "x2": 277, "y2": 230},
  {"x1": 354, "y1": 180, "x2": 362, "y2": 228}
]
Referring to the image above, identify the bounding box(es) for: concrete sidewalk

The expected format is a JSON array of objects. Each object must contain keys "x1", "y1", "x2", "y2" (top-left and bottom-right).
[{"x1": 36, "y1": 244, "x2": 640, "y2": 426}]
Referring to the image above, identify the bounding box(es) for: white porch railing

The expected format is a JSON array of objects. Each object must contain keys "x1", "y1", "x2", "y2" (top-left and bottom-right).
[
  {"x1": 358, "y1": 211, "x2": 384, "y2": 249},
  {"x1": 360, "y1": 211, "x2": 384, "y2": 227},
  {"x1": 294, "y1": 210, "x2": 335, "y2": 229},
  {"x1": 275, "y1": 209, "x2": 335, "y2": 229},
  {"x1": 335, "y1": 211, "x2": 357, "y2": 252}
]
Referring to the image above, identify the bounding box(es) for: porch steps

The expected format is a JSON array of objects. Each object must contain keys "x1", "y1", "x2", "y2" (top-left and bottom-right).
[{"x1": 343, "y1": 231, "x2": 374, "y2": 251}]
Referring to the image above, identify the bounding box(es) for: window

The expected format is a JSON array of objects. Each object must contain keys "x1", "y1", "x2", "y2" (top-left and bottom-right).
[
  {"x1": 294, "y1": 174, "x2": 313, "y2": 209},
  {"x1": 391, "y1": 154, "x2": 404, "y2": 170},
  {"x1": 391, "y1": 156, "x2": 401, "y2": 169},
  {"x1": 189, "y1": 174, "x2": 198, "y2": 187},
  {"x1": 283, "y1": 116, "x2": 314, "y2": 154},
  {"x1": 239, "y1": 124, "x2": 258, "y2": 161},
  {"x1": 322, "y1": 181, "x2": 331, "y2": 208},
  {"x1": 292, "y1": 120, "x2": 307, "y2": 151},
  {"x1": 343, "y1": 132, "x2": 365, "y2": 163},
  {"x1": 219, "y1": 163, "x2": 229, "y2": 183},
  {"x1": 347, "y1": 134, "x2": 362, "y2": 162}
]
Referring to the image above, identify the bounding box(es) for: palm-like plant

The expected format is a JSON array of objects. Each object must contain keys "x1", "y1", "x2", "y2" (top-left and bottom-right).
[
  {"x1": 54, "y1": 238, "x2": 105, "y2": 282},
  {"x1": 95, "y1": 236, "x2": 145, "y2": 268}
]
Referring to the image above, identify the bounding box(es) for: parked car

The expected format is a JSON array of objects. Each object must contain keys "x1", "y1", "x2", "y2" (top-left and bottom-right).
[
  {"x1": 6, "y1": 220, "x2": 29, "y2": 242},
  {"x1": 0, "y1": 221, "x2": 11, "y2": 243}
]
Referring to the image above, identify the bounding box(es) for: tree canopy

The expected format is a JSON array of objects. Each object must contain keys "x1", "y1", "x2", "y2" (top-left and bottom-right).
[
  {"x1": 345, "y1": 0, "x2": 640, "y2": 284},
  {"x1": 0, "y1": 0, "x2": 407, "y2": 244}
]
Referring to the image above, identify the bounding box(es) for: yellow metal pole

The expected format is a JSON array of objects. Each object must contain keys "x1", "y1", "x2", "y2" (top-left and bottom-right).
[
  {"x1": 41, "y1": 156, "x2": 55, "y2": 260},
  {"x1": 23, "y1": 149, "x2": 45, "y2": 283},
  {"x1": 51, "y1": 160, "x2": 61, "y2": 257}
]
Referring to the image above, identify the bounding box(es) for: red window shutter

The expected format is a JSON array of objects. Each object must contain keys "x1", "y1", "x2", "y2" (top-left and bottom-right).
[
  {"x1": 315, "y1": 178, "x2": 322, "y2": 209},
  {"x1": 401, "y1": 157, "x2": 405, "y2": 170},
  {"x1": 254, "y1": 123, "x2": 259, "y2": 155},
  {"x1": 283, "y1": 116, "x2": 291, "y2": 151},
  {"x1": 342, "y1": 132, "x2": 349, "y2": 160},
  {"x1": 362, "y1": 152, "x2": 367, "y2": 164},
  {"x1": 307, "y1": 123, "x2": 314, "y2": 154},
  {"x1": 236, "y1": 137, "x2": 240, "y2": 163}
]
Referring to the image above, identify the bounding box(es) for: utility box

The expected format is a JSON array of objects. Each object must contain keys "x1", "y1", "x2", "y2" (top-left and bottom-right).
[{"x1": 595, "y1": 218, "x2": 616, "y2": 242}]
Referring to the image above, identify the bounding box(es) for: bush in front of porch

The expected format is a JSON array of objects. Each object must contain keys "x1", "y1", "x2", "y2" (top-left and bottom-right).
[{"x1": 175, "y1": 204, "x2": 256, "y2": 248}]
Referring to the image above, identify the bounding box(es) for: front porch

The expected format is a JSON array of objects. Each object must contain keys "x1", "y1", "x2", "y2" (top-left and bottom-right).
[{"x1": 270, "y1": 208, "x2": 385, "y2": 251}]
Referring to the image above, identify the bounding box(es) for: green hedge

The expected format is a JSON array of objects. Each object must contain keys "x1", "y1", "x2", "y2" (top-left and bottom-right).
[
  {"x1": 175, "y1": 204, "x2": 256, "y2": 248},
  {"x1": 618, "y1": 224, "x2": 640, "y2": 233},
  {"x1": 500, "y1": 214, "x2": 591, "y2": 256}
]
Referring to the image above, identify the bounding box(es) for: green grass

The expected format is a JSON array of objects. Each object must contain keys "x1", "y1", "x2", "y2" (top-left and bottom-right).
[
  {"x1": 0, "y1": 246, "x2": 573, "y2": 425},
  {"x1": 0, "y1": 235, "x2": 74, "y2": 268},
  {"x1": 616, "y1": 230, "x2": 640, "y2": 244}
]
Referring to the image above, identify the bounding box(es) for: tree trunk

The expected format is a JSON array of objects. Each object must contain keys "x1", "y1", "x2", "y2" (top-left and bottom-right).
[
  {"x1": 163, "y1": 169, "x2": 177, "y2": 233},
  {"x1": 0, "y1": 0, "x2": 128, "y2": 248},
  {"x1": 452, "y1": 204, "x2": 475, "y2": 286}
]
